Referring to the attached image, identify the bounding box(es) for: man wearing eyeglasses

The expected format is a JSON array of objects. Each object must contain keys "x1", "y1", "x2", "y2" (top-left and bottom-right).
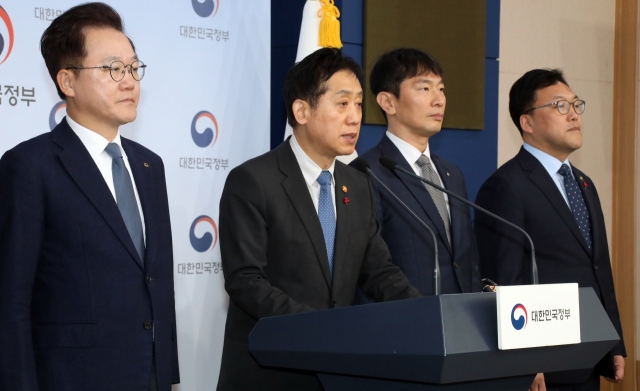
[
  {"x1": 0, "y1": 3, "x2": 178, "y2": 391},
  {"x1": 474, "y1": 69, "x2": 625, "y2": 391}
]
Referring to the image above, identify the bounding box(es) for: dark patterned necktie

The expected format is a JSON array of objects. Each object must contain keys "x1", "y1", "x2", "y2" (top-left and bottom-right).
[
  {"x1": 317, "y1": 171, "x2": 335, "y2": 277},
  {"x1": 105, "y1": 143, "x2": 145, "y2": 262},
  {"x1": 557, "y1": 164, "x2": 592, "y2": 250}
]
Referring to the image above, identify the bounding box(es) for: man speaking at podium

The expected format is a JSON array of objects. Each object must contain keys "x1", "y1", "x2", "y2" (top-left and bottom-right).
[
  {"x1": 217, "y1": 48, "x2": 420, "y2": 390},
  {"x1": 474, "y1": 69, "x2": 625, "y2": 390},
  {"x1": 355, "y1": 48, "x2": 482, "y2": 297}
]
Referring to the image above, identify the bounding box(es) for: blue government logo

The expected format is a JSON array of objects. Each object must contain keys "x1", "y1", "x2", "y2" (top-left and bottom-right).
[
  {"x1": 191, "y1": 110, "x2": 219, "y2": 148},
  {"x1": 189, "y1": 215, "x2": 218, "y2": 252},
  {"x1": 0, "y1": 6, "x2": 15, "y2": 65},
  {"x1": 49, "y1": 101, "x2": 67, "y2": 130},
  {"x1": 511, "y1": 303, "x2": 528, "y2": 330},
  {"x1": 192, "y1": 0, "x2": 219, "y2": 18}
]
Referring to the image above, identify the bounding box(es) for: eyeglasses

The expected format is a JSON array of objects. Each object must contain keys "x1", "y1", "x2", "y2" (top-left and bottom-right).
[
  {"x1": 66, "y1": 60, "x2": 146, "y2": 82},
  {"x1": 524, "y1": 99, "x2": 586, "y2": 115}
]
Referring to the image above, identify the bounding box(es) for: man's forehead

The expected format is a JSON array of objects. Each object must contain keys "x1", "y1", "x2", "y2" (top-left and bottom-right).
[
  {"x1": 325, "y1": 71, "x2": 362, "y2": 94},
  {"x1": 409, "y1": 72, "x2": 443, "y2": 84},
  {"x1": 536, "y1": 82, "x2": 575, "y2": 100},
  {"x1": 83, "y1": 27, "x2": 136, "y2": 60}
]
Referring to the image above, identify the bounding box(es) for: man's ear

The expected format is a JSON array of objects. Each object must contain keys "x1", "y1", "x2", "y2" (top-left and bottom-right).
[
  {"x1": 57, "y1": 69, "x2": 75, "y2": 98},
  {"x1": 376, "y1": 92, "x2": 397, "y2": 116},
  {"x1": 292, "y1": 99, "x2": 310, "y2": 126},
  {"x1": 520, "y1": 114, "x2": 534, "y2": 135}
]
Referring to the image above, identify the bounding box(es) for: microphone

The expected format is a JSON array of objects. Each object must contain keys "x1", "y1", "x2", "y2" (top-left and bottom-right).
[
  {"x1": 379, "y1": 156, "x2": 539, "y2": 285},
  {"x1": 352, "y1": 158, "x2": 441, "y2": 295}
]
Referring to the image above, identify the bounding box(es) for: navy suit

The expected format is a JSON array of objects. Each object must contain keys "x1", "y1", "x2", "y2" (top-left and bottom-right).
[
  {"x1": 474, "y1": 147, "x2": 625, "y2": 384},
  {"x1": 355, "y1": 135, "x2": 482, "y2": 296},
  {"x1": 0, "y1": 119, "x2": 179, "y2": 391}
]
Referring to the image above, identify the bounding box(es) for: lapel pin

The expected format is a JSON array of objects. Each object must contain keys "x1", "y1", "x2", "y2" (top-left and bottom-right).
[
  {"x1": 342, "y1": 185, "x2": 348, "y2": 193},
  {"x1": 144, "y1": 162, "x2": 149, "y2": 168},
  {"x1": 583, "y1": 181, "x2": 588, "y2": 188},
  {"x1": 446, "y1": 172, "x2": 450, "y2": 176},
  {"x1": 343, "y1": 197, "x2": 350, "y2": 205}
]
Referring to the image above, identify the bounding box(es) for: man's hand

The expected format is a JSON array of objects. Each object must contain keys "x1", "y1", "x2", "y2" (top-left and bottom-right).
[
  {"x1": 529, "y1": 373, "x2": 546, "y2": 391},
  {"x1": 605, "y1": 355, "x2": 625, "y2": 383}
]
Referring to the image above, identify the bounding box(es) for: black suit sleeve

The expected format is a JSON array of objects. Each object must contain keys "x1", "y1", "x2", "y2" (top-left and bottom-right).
[
  {"x1": 356, "y1": 178, "x2": 422, "y2": 302},
  {"x1": 0, "y1": 149, "x2": 44, "y2": 391},
  {"x1": 157, "y1": 159, "x2": 181, "y2": 384},
  {"x1": 474, "y1": 172, "x2": 531, "y2": 286},
  {"x1": 219, "y1": 165, "x2": 315, "y2": 320}
]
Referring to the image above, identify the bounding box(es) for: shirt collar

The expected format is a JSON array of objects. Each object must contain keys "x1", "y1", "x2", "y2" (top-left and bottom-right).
[
  {"x1": 66, "y1": 115, "x2": 124, "y2": 159},
  {"x1": 386, "y1": 130, "x2": 432, "y2": 164},
  {"x1": 290, "y1": 134, "x2": 335, "y2": 186},
  {"x1": 523, "y1": 142, "x2": 571, "y2": 178}
]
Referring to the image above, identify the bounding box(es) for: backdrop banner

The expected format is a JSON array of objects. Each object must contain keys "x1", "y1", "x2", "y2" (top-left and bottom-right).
[{"x1": 0, "y1": 0, "x2": 270, "y2": 388}]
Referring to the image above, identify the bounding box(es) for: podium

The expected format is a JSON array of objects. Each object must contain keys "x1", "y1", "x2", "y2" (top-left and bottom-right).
[{"x1": 249, "y1": 288, "x2": 619, "y2": 390}]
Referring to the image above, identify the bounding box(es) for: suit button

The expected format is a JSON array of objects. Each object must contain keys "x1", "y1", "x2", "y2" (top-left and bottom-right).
[
  {"x1": 332, "y1": 300, "x2": 337, "y2": 308},
  {"x1": 143, "y1": 320, "x2": 153, "y2": 330},
  {"x1": 594, "y1": 265, "x2": 599, "y2": 270},
  {"x1": 453, "y1": 263, "x2": 459, "y2": 268},
  {"x1": 146, "y1": 275, "x2": 153, "y2": 283}
]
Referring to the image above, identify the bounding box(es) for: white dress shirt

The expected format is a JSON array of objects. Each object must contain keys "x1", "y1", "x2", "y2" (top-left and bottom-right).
[
  {"x1": 290, "y1": 134, "x2": 336, "y2": 217},
  {"x1": 66, "y1": 115, "x2": 146, "y2": 242},
  {"x1": 523, "y1": 142, "x2": 572, "y2": 208},
  {"x1": 386, "y1": 131, "x2": 450, "y2": 217}
]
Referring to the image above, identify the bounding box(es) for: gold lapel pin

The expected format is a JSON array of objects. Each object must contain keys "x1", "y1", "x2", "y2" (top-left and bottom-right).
[
  {"x1": 342, "y1": 185, "x2": 348, "y2": 193},
  {"x1": 144, "y1": 162, "x2": 149, "y2": 168}
]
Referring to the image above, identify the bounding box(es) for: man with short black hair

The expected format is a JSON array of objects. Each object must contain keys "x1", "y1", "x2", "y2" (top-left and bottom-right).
[
  {"x1": 474, "y1": 69, "x2": 625, "y2": 390},
  {"x1": 354, "y1": 48, "x2": 482, "y2": 297},
  {"x1": 216, "y1": 48, "x2": 420, "y2": 390},
  {"x1": 0, "y1": 3, "x2": 179, "y2": 390}
]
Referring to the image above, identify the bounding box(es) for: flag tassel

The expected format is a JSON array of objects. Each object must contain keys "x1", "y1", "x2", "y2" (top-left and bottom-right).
[{"x1": 318, "y1": 0, "x2": 342, "y2": 48}]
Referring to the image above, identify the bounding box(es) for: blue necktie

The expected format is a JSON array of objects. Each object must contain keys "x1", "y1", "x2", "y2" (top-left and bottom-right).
[
  {"x1": 105, "y1": 143, "x2": 145, "y2": 262},
  {"x1": 317, "y1": 171, "x2": 335, "y2": 277},
  {"x1": 558, "y1": 164, "x2": 592, "y2": 250}
]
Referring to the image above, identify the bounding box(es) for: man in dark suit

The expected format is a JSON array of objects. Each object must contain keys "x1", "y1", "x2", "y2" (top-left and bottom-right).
[
  {"x1": 216, "y1": 48, "x2": 421, "y2": 390},
  {"x1": 0, "y1": 4, "x2": 179, "y2": 390},
  {"x1": 474, "y1": 69, "x2": 625, "y2": 390},
  {"x1": 355, "y1": 48, "x2": 481, "y2": 296}
]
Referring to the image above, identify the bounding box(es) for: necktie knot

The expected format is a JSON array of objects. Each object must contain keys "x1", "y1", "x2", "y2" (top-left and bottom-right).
[
  {"x1": 558, "y1": 163, "x2": 571, "y2": 177},
  {"x1": 105, "y1": 142, "x2": 123, "y2": 159},
  {"x1": 416, "y1": 154, "x2": 431, "y2": 168},
  {"x1": 317, "y1": 171, "x2": 332, "y2": 187}
]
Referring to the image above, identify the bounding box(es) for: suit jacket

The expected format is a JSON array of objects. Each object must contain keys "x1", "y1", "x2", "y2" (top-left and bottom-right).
[
  {"x1": 355, "y1": 135, "x2": 482, "y2": 296},
  {"x1": 0, "y1": 119, "x2": 179, "y2": 391},
  {"x1": 216, "y1": 140, "x2": 421, "y2": 390},
  {"x1": 474, "y1": 147, "x2": 625, "y2": 384}
]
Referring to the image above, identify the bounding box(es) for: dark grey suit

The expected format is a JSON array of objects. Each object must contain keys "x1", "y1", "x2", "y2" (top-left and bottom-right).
[{"x1": 216, "y1": 139, "x2": 420, "y2": 390}]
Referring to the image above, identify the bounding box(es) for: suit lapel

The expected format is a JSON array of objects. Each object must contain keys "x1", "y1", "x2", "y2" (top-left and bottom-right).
[
  {"x1": 122, "y1": 139, "x2": 157, "y2": 268},
  {"x1": 379, "y1": 136, "x2": 453, "y2": 254},
  {"x1": 332, "y1": 164, "x2": 351, "y2": 289},
  {"x1": 518, "y1": 148, "x2": 591, "y2": 255},
  {"x1": 277, "y1": 142, "x2": 332, "y2": 288},
  {"x1": 52, "y1": 120, "x2": 144, "y2": 269}
]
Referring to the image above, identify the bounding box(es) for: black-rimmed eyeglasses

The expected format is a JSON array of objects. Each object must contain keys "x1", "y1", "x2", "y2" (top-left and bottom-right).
[
  {"x1": 524, "y1": 99, "x2": 586, "y2": 115},
  {"x1": 66, "y1": 60, "x2": 146, "y2": 82}
]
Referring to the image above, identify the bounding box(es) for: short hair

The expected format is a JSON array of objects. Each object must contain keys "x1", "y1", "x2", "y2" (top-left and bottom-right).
[
  {"x1": 40, "y1": 2, "x2": 134, "y2": 100},
  {"x1": 283, "y1": 48, "x2": 363, "y2": 128},
  {"x1": 369, "y1": 48, "x2": 443, "y2": 120},
  {"x1": 509, "y1": 69, "x2": 569, "y2": 135}
]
